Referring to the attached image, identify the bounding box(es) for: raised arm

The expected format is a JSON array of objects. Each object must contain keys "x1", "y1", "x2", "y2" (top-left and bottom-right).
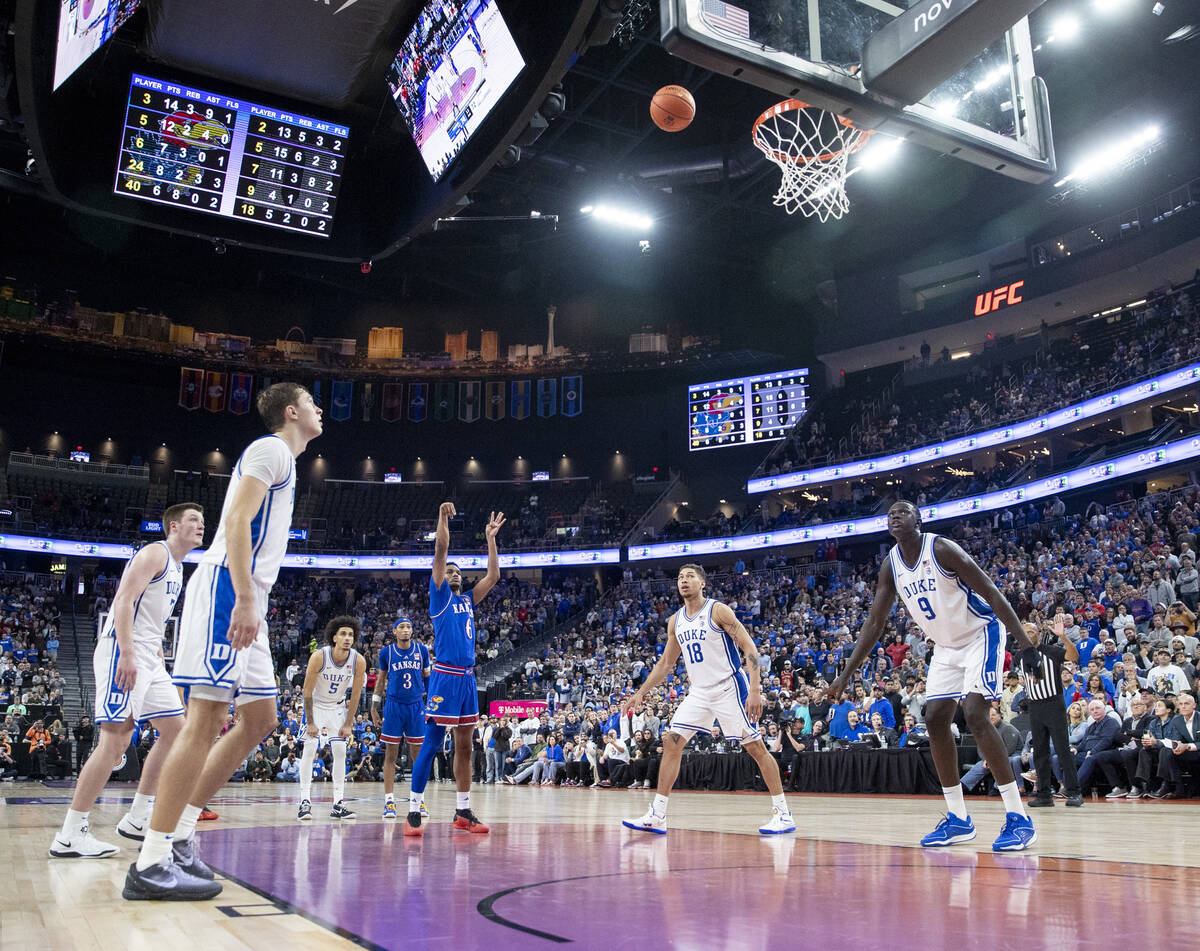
[
  {"x1": 431, "y1": 501, "x2": 455, "y2": 588},
  {"x1": 107, "y1": 543, "x2": 169, "y2": 691},
  {"x1": 620, "y1": 615, "x2": 682, "y2": 713},
  {"x1": 711, "y1": 601, "x2": 764, "y2": 723},
  {"x1": 827, "y1": 557, "x2": 899, "y2": 700},
  {"x1": 934, "y1": 536, "x2": 1035, "y2": 653},
  {"x1": 470, "y1": 511, "x2": 506, "y2": 604}
]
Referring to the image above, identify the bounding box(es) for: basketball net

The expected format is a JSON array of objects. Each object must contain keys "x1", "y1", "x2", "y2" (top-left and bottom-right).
[{"x1": 752, "y1": 100, "x2": 873, "y2": 222}]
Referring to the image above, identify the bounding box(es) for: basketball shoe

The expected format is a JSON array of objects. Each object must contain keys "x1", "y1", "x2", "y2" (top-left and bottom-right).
[
  {"x1": 116, "y1": 814, "x2": 147, "y2": 842},
  {"x1": 382, "y1": 799, "x2": 398, "y2": 820},
  {"x1": 404, "y1": 811, "x2": 424, "y2": 837},
  {"x1": 919, "y1": 813, "x2": 976, "y2": 847},
  {"x1": 330, "y1": 801, "x2": 356, "y2": 820},
  {"x1": 452, "y1": 809, "x2": 489, "y2": 833},
  {"x1": 622, "y1": 808, "x2": 667, "y2": 835},
  {"x1": 297, "y1": 799, "x2": 312, "y2": 821},
  {"x1": 198, "y1": 808, "x2": 219, "y2": 821},
  {"x1": 991, "y1": 813, "x2": 1037, "y2": 852},
  {"x1": 122, "y1": 857, "x2": 222, "y2": 901},
  {"x1": 172, "y1": 837, "x2": 214, "y2": 880},
  {"x1": 758, "y1": 807, "x2": 796, "y2": 835},
  {"x1": 49, "y1": 822, "x2": 120, "y2": 859}
]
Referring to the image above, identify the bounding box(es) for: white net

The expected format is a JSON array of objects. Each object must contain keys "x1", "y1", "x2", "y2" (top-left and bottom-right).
[{"x1": 752, "y1": 101, "x2": 872, "y2": 222}]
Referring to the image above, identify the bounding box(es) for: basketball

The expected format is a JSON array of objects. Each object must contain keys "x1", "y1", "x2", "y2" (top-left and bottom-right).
[{"x1": 650, "y1": 85, "x2": 695, "y2": 132}]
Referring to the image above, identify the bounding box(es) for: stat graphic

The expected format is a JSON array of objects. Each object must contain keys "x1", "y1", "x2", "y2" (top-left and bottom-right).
[
  {"x1": 688, "y1": 368, "x2": 808, "y2": 451},
  {"x1": 115, "y1": 73, "x2": 349, "y2": 238}
]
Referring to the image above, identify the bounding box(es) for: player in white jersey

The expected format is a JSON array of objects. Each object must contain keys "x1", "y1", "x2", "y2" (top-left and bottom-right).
[
  {"x1": 124, "y1": 382, "x2": 322, "y2": 902},
  {"x1": 621, "y1": 563, "x2": 794, "y2": 835},
  {"x1": 297, "y1": 615, "x2": 365, "y2": 821},
  {"x1": 49, "y1": 504, "x2": 204, "y2": 860},
  {"x1": 830, "y1": 501, "x2": 1042, "y2": 852}
]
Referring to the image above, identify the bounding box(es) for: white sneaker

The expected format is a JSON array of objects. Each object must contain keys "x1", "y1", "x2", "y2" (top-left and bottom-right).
[
  {"x1": 622, "y1": 808, "x2": 667, "y2": 835},
  {"x1": 49, "y1": 824, "x2": 121, "y2": 858},
  {"x1": 116, "y1": 814, "x2": 147, "y2": 841},
  {"x1": 759, "y1": 808, "x2": 796, "y2": 835},
  {"x1": 642, "y1": 780, "x2": 651, "y2": 788},
  {"x1": 1105, "y1": 787, "x2": 1128, "y2": 799}
]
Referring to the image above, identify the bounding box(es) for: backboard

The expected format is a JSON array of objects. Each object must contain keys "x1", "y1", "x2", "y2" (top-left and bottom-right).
[{"x1": 661, "y1": 0, "x2": 1055, "y2": 182}]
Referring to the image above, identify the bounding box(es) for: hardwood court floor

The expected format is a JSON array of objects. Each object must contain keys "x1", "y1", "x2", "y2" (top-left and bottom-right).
[{"x1": 3, "y1": 781, "x2": 1197, "y2": 950}]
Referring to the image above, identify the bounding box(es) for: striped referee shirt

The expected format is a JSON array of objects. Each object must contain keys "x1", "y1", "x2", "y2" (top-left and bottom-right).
[{"x1": 1019, "y1": 644, "x2": 1067, "y2": 702}]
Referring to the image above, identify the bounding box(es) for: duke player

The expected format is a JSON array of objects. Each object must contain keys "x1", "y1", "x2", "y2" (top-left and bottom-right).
[
  {"x1": 123, "y1": 382, "x2": 321, "y2": 901},
  {"x1": 622, "y1": 564, "x2": 795, "y2": 835},
  {"x1": 404, "y1": 502, "x2": 505, "y2": 837},
  {"x1": 50, "y1": 503, "x2": 203, "y2": 860},
  {"x1": 372, "y1": 616, "x2": 431, "y2": 820},
  {"x1": 829, "y1": 501, "x2": 1040, "y2": 851},
  {"x1": 297, "y1": 615, "x2": 365, "y2": 821}
]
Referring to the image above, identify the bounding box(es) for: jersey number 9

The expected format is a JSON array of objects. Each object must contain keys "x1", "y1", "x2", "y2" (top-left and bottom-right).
[{"x1": 916, "y1": 597, "x2": 937, "y2": 621}]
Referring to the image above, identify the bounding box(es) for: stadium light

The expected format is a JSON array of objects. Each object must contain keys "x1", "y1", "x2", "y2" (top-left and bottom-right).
[
  {"x1": 581, "y1": 204, "x2": 653, "y2": 231},
  {"x1": 1047, "y1": 14, "x2": 1082, "y2": 42},
  {"x1": 856, "y1": 135, "x2": 904, "y2": 172},
  {"x1": 1054, "y1": 125, "x2": 1161, "y2": 188}
]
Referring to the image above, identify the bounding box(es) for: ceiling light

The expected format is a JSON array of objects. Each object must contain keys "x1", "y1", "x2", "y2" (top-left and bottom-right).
[
  {"x1": 855, "y1": 135, "x2": 903, "y2": 172},
  {"x1": 1054, "y1": 124, "x2": 1162, "y2": 188},
  {"x1": 582, "y1": 203, "x2": 653, "y2": 231},
  {"x1": 1050, "y1": 14, "x2": 1082, "y2": 41}
]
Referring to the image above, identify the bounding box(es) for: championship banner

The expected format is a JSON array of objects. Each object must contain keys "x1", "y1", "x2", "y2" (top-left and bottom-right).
[
  {"x1": 537, "y1": 378, "x2": 557, "y2": 419},
  {"x1": 361, "y1": 382, "x2": 374, "y2": 421},
  {"x1": 561, "y1": 375, "x2": 583, "y2": 417},
  {"x1": 312, "y1": 379, "x2": 323, "y2": 409},
  {"x1": 228, "y1": 372, "x2": 253, "y2": 415},
  {"x1": 488, "y1": 699, "x2": 548, "y2": 720},
  {"x1": 458, "y1": 380, "x2": 481, "y2": 423},
  {"x1": 434, "y1": 381, "x2": 455, "y2": 422},
  {"x1": 381, "y1": 383, "x2": 403, "y2": 422},
  {"x1": 178, "y1": 367, "x2": 204, "y2": 410},
  {"x1": 330, "y1": 380, "x2": 353, "y2": 422},
  {"x1": 203, "y1": 370, "x2": 227, "y2": 412},
  {"x1": 510, "y1": 380, "x2": 531, "y2": 420},
  {"x1": 485, "y1": 381, "x2": 505, "y2": 421},
  {"x1": 408, "y1": 382, "x2": 428, "y2": 422}
]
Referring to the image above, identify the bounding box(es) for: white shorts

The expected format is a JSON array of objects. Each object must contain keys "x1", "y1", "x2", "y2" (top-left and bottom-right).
[
  {"x1": 668, "y1": 671, "x2": 761, "y2": 745},
  {"x1": 926, "y1": 622, "x2": 1005, "y2": 702},
  {"x1": 93, "y1": 636, "x2": 185, "y2": 724},
  {"x1": 303, "y1": 704, "x2": 350, "y2": 748},
  {"x1": 172, "y1": 563, "x2": 277, "y2": 706}
]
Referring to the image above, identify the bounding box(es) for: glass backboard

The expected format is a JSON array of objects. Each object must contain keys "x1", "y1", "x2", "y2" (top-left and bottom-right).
[{"x1": 661, "y1": 0, "x2": 1055, "y2": 182}]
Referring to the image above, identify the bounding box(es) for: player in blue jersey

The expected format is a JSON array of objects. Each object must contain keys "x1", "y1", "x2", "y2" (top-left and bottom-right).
[
  {"x1": 372, "y1": 616, "x2": 432, "y2": 819},
  {"x1": 404, "y1": 502, "x2": 505, "y2": 836}
]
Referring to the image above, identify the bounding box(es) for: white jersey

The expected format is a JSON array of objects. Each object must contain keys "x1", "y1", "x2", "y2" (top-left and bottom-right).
[
  {"x1": 313, "y1": 646, "x2": 358, "y2": 708},
  {"x1": 201, "y1": 434, "x2": 296, "y2": 590},
  {"x1": 890, "y1": 533, "x2": 998, "y2": 650},
  {"x1": 100, "y1": 540, "x2": 183, "y2": 647},
  {"x1": 673, "y1": 598, "x2": 742, "y2": 689}
]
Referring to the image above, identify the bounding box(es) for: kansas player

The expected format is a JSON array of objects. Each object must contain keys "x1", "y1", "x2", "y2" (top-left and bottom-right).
[
  {"x1": 622, "y1": 564, "x2": 795, "y2": 835},
  {"x1": 50, "y1": 503, "x2": 203, "y2": 860},
  {"x1": 124, "y1": 382, "x2": 321, "y2": 901},
  {"x1": 297, "y1": 615, "x2": 365, "y2": 821},
  {"x1": 829, "y1": 501, "x2": 1040, "y2": 851},
  {"x1": 404, "y1": 502, "x2": 505, "y2": 837},
  {"x1": 372, "y1": 616, "x2": 431, "y2": 819}
]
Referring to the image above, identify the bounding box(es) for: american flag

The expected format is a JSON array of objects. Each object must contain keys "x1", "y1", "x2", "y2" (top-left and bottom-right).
[{"x1": 700, "y1": 0, "x2": 751, "y2": 38}]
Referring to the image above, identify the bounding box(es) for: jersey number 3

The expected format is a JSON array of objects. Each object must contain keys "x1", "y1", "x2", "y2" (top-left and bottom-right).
[
  {"x1": 686, "y1": 642, "x2": 704, "y2": 664},
  {"x1": 916, "y1": 596, "x2": 937, "y2": 621}
]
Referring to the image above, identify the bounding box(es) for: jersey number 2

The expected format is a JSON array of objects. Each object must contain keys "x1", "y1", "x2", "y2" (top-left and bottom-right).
[
  {"x1": 916, "y1": 597, "x2": 937, "y2": 621},
  {"x1": 686, "y1": 642, "x2": 704, "y2": 664}
]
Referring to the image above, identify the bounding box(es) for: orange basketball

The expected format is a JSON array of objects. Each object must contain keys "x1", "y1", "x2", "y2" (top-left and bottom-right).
[{"x1": 650, "y1": 85, "x2": 695, "y2": 132}]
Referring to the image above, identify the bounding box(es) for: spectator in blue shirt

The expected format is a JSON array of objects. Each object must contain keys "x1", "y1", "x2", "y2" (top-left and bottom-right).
[
  {"x1": 276, "y1": 752, "x2": 301, "y2": 782},
  {"x1": 835, "y1": 710, "x2": 871, "y2": 744},
  {"x1": 868, "y1": 684, "x2": 896, "y2": 729},
  {"x1": 827, "y1": 693, "x2": 855, "y2": 738}
]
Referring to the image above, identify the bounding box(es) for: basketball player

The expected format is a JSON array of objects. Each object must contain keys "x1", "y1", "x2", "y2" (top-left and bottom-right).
[
  {"x1": 372, "y1": 616, "x2": 431, "y2": 820},
  {"x1": 123, "y1": 382, "x2": 321, "y2": 901},
  {"x1": 297, "y1": 615, "x2": 366, "y2": 821},
  {"x1": 828, "y1": 501, "x2": 1040, "y2": 851},
  {"x1": 622, "y1": 563, "x2": 795, "y2": 835},
  {"x1": 49, "y1": 503, "x2": 203, "y2": 859},
  {"x1": 403, "y1": 503, "x2": 505, "y2": 836}
]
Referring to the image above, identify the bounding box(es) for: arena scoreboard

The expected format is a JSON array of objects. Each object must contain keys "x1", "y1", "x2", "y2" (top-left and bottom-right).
[
  {"x1": 688, "y1": 368, "x2": 808, "y2": 451},
  {"x1": 114, "y1": 73, "x2": 349, "y2": 238}
]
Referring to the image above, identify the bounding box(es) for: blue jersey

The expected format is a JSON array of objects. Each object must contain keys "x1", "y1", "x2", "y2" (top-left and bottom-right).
[
  {"x1": 429, "y1": 576, "x2": 476, "y2": 668},
  {"x1": 381, "y1": 641, "x2": 430, "y2": 704}
]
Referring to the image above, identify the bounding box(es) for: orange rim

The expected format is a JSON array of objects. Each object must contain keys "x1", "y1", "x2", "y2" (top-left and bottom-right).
[{"x1": 751, "y1": 98, "x2": 874, "y2": 165}]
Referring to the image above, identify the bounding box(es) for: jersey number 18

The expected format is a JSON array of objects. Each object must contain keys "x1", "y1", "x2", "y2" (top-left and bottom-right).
[{"x1": 686, "y1": 642, "x2": 704, "y2": 664}]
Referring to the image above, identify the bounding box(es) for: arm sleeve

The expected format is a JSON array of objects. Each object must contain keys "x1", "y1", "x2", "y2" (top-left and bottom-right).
[{"x1": 237, "y1": 437, "x2": 292, "y2": 488}]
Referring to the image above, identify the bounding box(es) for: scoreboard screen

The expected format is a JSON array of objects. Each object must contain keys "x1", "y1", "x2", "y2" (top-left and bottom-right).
[
  {"x1": 688, "y1": 368, "x2": 808, "y2": 452},
  {"x1": 114, "y1": 73, "x2": 349, "y2": 238}
]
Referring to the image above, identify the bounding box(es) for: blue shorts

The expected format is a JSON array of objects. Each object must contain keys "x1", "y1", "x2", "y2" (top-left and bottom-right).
[
  {"x1": 381, "y1": 697, "x2": 425, "y2": 745},
  {"x1": 424, "y1": 670, "x2": 479, "y2": 727}
]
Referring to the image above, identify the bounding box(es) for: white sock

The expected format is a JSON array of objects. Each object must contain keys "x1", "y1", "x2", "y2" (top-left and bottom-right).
[
  {"x1": 385, "y1": 792, "x2": 395, "y2": 803},
  {"x1": 456, "y1": 791, "x2": 470, "y2": 811},
  {"x1": 61, "y1": 808, "x2": 88, "y2": 837},
  {"x1": 652, "y1": 794, "x2": 669, "y2": 817},
  {"x1": 174, "y1": 803, "x2": 202, "y2": 842},
  {"x1": 997, "y1": 781, "x2": 1027, "y2": 817},
  {"x1": 942, "y1": 785, "x2": 968, "y2": 821},
  {"x1": 129, "y1": 792, "x2": 154, "y2": 823},
  {"x1": 299, "y1": 738, "x2": 319, "y2": 803},
  {"x1": 332, "y1": 742, "x2": 347, "y2": 804},
  {"x1": 408, "y1": 793, "x2": 422, "y2": 814},
  {"x1": 136, "y1": 830, "x2": 173, "y2": 871},
  {"x1": 771, "y1": 793, "x2": 789, "y2": 815}
]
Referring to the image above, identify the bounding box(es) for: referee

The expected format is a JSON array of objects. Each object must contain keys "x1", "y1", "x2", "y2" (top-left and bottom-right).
[{"x1": 1017, "y1": 613, "x2": 1084, "y2": 807}]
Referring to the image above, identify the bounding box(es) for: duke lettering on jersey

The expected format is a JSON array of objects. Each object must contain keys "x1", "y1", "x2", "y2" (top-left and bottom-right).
[
  {"x1": 890, "y1": 533, "x2": 995, "y2": 649},
  {"x1": 901, "y1": 576, "x2": 938, "y2": 599},
  {"x1": 674, "y1": 598, "x2": 741, "y2": 690},
  {"x1": 429, "y1": 576, "x2": 476, "y2": 668},
  {"x1": 382, "y1": 641, "x2": 429, "y2": 704}
]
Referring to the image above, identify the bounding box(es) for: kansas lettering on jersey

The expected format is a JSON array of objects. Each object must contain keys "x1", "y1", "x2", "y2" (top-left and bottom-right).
[
  {"x1": 674, "y1": 598, "x2": 742, "y2": 689},
  {"x1": 313, "y1": 645, "x2": 358, "y2": 708},
  {"x1": 100, "y1": 540, "x2": 183, "y2": 647},
  {"x1": 381, "y1": 641, "x2": 430, "y2": 703},
  {"x1": 890, "y1": 533, "x2": 996, "y2": 649},
  {"x1": 429, "y1": 576, "x2": 476, "y2": 668},
  {"x1": 201, "y1": 434, "x2": 296, "y2": 589}
]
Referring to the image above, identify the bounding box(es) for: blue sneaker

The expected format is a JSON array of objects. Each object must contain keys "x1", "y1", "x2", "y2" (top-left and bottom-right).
[
  {"x1": 992, "y1": 812, "x2": 1037, "y2": 852},
  {"x1": 920, "y1": 813, "x2": 976, "y2": 847},
  {"x1": 382, "y1": 800, "x2": 397, "y2": 820}
]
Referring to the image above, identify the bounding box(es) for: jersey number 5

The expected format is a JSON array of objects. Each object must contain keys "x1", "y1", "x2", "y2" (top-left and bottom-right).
[
  {"x1": 916, "y1": 597, "x2": 937, "y2": 621},
  {"x1": 686, "y1": 642, "x2": 704, "y2": 664}
]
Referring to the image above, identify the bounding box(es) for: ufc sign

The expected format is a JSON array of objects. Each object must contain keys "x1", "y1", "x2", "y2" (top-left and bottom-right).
[{"x1": 975, "y1": 281, "x2": 1025, "y2": 316}]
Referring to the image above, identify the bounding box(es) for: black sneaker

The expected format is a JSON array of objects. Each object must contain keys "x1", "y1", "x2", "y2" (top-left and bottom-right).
[
  {"x1": 172, "y1": 837, "x2": 214, "y2": 880},
  {"x1": 122, "y1": 857, "x2": 223, "y2": 901},
  {"x1": 297, "y1": 799, "x2": 312, "y2": 821},
  {"x1": 403, "y1": 811, "x2": 423, "y2": 837},
  {"x1": 1064, "y1": 794, "x2": 1085, "y2": 808},
  {"x1": 1026, "y1": 797, "x2": 1055, "y2": 808},
  {"x1": 330, "y1": 800, "x2": 356, "y2": 820}
]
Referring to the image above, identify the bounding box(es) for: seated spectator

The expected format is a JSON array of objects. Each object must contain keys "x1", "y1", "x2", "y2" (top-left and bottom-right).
[
  {"x1": 1152, "y1": 689, "x2": 1200, "y2": 799},
  {"x1": 276, "y1": 752, "x2": 301, "y2": 782},
  {"x1": 960, "y1": 707, "x2": 1022, "y2": 793}
]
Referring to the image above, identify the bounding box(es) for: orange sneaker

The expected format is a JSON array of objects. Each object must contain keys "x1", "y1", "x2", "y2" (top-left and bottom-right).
[
  {"x1": 403, "y1": 811, "x2": 424, "y2": 837},
  {"x1": 198, "y1": 808, "x2": 219, "y2": 821},
  {"x1": 452, "y1": 809, "x2": 489, "y2": 834}
]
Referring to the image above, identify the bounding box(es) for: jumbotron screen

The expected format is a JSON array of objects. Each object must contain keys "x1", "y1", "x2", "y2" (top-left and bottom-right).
[
  {"x1": 54, "y1": 0, "x2": 141, "y2": 91},
  {"x1": 114, "y1": 73, "x2": 350, "y2": 238},
  {"x1": 688, "y1": 368, "x2": 808, "y2": 451},
  {"x1": 386, "y1": 0, "x2": 525, "y2": 182}
]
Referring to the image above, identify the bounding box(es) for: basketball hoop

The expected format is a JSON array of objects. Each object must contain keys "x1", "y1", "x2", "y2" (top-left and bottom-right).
[{"x1": 752, "y1": 100, "x2": 874, "y2": 222}]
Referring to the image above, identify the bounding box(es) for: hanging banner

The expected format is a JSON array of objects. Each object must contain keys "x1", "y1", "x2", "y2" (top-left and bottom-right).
[
  {"x1": 458, "y1": 381, "x2": 481, "y2": 423},
  {"x1": 561, "y1": 375, "x2": 583, "y2": 418},
  {"x1": 511, "y1": 380, "x2": 531, "y2": 420},
  {"x1": 228, "y1": 373, "x2": 253, "y2": 415},
  {"x1": 537, "y1": 378, "x2": 557, "y2": 419},
  {"x1": 330, "y1": 380, "x2": 353, "y2": 422},
  {"x1": 485, "y1": 381, "x2": 506, "y2": 421},
  {"x1": 434, "y1": 381, "x2": 455, "y2": 422},
  {"x1": 361, "y1": 382, "x2": 374, "y2": 421},
  {"x1": 408, "y1": 382, "x2": 428, "y2": 422},
  {"x1": 178, "y1": 367, "x2": 204, "y2": 410},
  {"x1": 381, "y1": 383, "x2": 403, "y2": 422},
  {"x1": 203, "y1": 371, "x2": 228, "y2": 412}
]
